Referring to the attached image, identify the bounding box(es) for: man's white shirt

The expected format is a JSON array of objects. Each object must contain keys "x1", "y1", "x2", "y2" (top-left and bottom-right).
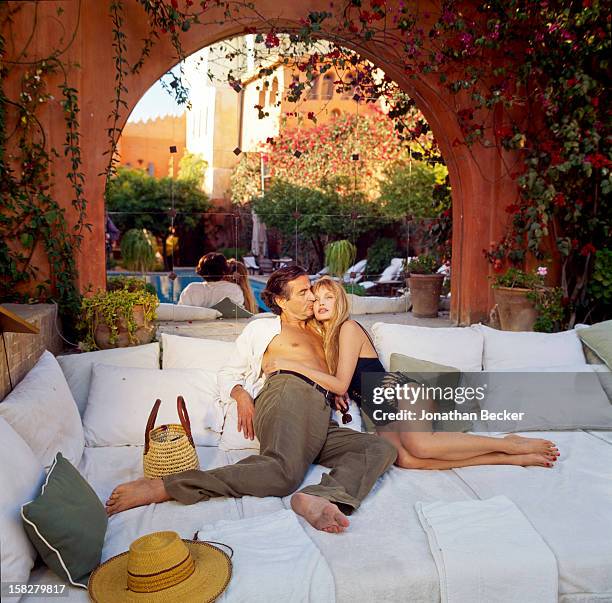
[
  {"x1": 178, "y1": 280, "x2": 244, "y2": 308},
  {"x1": 218, "y1": 315, "x2": 281, "y2": 402}
]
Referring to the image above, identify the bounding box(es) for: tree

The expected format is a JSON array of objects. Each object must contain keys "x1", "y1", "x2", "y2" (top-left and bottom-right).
[
  {"x1": 252, "y1": 179, "x2": 386, "y2": 266},
  {"x1": 178, "y1": 151, "x2": 207, "y2": 185},
  {"x1": 378, "y1": 160, "x2": 448, "y2": 220},
  {"x1": 230, "y1": 112, "x2": 443, "y2": 205},
  {"x1": 105, "y1": 167, "x2": 211, "y2": 264}
]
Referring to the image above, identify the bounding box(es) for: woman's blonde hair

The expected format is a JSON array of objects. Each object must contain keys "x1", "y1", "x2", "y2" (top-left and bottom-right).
[
  {"x1": 311, "y1": 276, "x2": 350, "y2": 374},
  {"x1": 226, "y1": 259, "x2": 258, "y2": 314}
]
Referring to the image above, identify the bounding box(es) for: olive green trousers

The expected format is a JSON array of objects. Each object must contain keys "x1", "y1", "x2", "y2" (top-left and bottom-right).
[{"x1": 163, "y1": 372, "x2": 397, "y2": 513}]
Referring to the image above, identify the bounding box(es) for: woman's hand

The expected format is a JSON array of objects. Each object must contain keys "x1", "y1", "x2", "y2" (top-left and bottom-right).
[
  {"x1": 262, "y1": 357, "x2": 296, "y2": 374},
  {"x1": 334, "y1": 393, "x2": 349, "y2": 412}
]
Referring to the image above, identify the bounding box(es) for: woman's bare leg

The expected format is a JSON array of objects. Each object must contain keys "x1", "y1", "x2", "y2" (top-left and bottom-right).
[
  {"x1": 398, "y1": 431, "x2": 559, "y2": 461},
  {"x1": 379, "y1": 432, "x2": 557, "y2": 470},
  {"x1": 388, "y1": 396, "x2": 559, "y2": 461}
]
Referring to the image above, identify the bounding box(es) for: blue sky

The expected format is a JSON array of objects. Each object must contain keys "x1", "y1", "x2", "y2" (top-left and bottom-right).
[{"x1": 128, "y1": 77, "x2": 186, "y2": 123}]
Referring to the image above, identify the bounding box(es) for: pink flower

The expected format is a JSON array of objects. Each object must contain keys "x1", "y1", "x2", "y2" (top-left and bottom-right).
[{"x1": 536, "y1": 266, "x2": 548, "y2": 277}]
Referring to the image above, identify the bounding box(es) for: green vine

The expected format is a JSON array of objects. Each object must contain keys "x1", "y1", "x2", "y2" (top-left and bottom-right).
[{"x1": 0, "y1": 2, "x2": 88, "y2": 332}]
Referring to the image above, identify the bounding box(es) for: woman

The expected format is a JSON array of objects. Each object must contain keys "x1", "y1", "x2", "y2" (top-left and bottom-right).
[
  {"x1": 225, "y1": 259, "x2": 259, "y2": 313},
  {"x1": 265, "y1": 276, "x2": 560, "y2": 470}
]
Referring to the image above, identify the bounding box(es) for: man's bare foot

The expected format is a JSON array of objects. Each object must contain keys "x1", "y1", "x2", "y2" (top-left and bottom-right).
[
  {"x1": 291, "y1": 492, "x2": 350, "y2": 534},
  {"x1": 508, "y1": 452, "x2": 557, "y2": 468},
  {"x1": 503, "y1": 434, "x2": 560, "y2": 456},
  {"x1": 105, "y1": 478, "x2": 171, "y2": 516}
]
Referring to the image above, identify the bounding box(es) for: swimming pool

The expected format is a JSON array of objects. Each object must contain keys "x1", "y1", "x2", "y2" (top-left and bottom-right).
[{"x1": 107, "y1": 269, "x2": 270, "y2": 312}]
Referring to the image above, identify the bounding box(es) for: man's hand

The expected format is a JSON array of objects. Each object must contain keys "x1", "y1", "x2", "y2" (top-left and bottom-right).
[{"x1": 231, "y1": 386, "x2": 256, "y2": 440}]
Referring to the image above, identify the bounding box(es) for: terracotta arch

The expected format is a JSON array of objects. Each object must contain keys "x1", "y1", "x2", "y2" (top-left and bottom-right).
[{"x1": 5, "y1": 0, "x2": 518, "y2": 325}]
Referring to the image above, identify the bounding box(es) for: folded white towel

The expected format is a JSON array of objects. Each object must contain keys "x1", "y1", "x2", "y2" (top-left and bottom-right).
[
  {"x1": 416, "y1": 495, "x2": 558, "y2": 603},
  {"x1": 196, "y1": 509, "x2": 335, "y2": 603}
]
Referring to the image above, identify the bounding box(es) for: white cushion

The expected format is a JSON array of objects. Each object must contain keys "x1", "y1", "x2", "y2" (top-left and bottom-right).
[
  {"x1": 83, "y1": 365, "x2": 224, "y2": 447},
  {"x1": 378, "y1": 264, "x2": 402, "y2": 283},
  {"x1": 348, "y1": 294, "x2": 410, "y2": 315},
  {"x1": 0, "y1": 351, "x2": 84, "y2": 469},
  {"x1": 0, "y1": 418, "x2": 45, "y2": 596},
  {"x1": 161, "y1": 333, "x2": 236, "y2": 371},
  {"x1": 372, "y1": 323, "x2": 484, "y2": 372},
  {"x1": 476, "y1": 364, "x2": 612, "y2": 431},
  {"x1": 156, "y1": 303, "x2": 221, "y2": 321},
  {"x1": 219, "y1": 401, "x2": 261, "y2": 451},
  {"x1": 473, "y1": 323, "x2": 586, "y2": 370},
  {"x1": 57, "y1": 343, "x2": 160, "y2": 416}
]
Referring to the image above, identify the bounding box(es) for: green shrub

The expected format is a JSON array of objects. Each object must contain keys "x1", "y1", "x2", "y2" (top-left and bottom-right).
[
  {"x1": 343, "y1": 283, "x2": 368, "y2": 296},
  {"x1": 120, "y1": 229, "x2": 157, "y2": 272},
  {"x1": 218, "y1": 247, "x2": 250, "y2": 260},
  {"x1": 325, "y1": 240, "x2": 357, "y2": 278},
  {"x1": 107, "y1": 276, "x2": 158, "y2": 297},
  {"x1": 366, "y1": 238, "x2": 397, "y2": 275},
  {"x1": 589, "y1": 249, "x2": 612, "y2": 309},
  {"x1": 406, "y1": 254, "x2": 439, "y2": 275}
]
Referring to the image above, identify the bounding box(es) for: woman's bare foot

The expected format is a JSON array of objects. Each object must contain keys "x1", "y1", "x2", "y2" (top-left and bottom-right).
[
  {"x1": 508, "y1": 452, "x2": 557, "y2": 468},
  {"x1": 105, "y1": 478, "x2": 171, "y2": 516},
  {"x1": 291, "y1": 492, "x2": 350, "y2": 534},
  {"x1": 503, "y1": 434, "x2": 560, "y2": 456}
]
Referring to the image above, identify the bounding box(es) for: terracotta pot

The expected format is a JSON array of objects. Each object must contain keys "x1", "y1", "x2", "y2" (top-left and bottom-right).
[
  {"x1": 94, "y1": 304, "x2": 155, "y2": 350},
  {"x1": 493, "y1": 287, "x2": 538, "y2": 331},
  {"x1": 408, "y1": 274, "x2": 444, "y2": 318}
]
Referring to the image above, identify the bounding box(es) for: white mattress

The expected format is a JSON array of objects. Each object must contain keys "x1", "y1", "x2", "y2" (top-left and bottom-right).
[{"x1": 26, "y1": 431, "x2": 612, "y2": 602}]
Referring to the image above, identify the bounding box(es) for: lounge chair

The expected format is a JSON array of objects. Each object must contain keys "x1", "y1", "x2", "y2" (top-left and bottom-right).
[
  {"x1": 360, "y1": 257, "x2": 405, "y2": 294},
  {"x1": 342, "y1": 259, "x2": 368, "y2": 284}
]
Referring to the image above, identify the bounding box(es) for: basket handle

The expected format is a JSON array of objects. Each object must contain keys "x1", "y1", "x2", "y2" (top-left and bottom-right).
[
  {"x1": 144, "y1": 398, "x2": 162, "y2": 454},
  {"x1": 177, "y1": 395, "x2": 195, "y2": 449}
]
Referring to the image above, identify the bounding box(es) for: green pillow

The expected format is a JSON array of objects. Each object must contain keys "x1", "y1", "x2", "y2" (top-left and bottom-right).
[
  {"x1": 578, "y1": 320, "x2": 612, "y2": 370},
  {"x1": 21, "y1": 452, "x2": 107, "y2": 587},
  {"x1": 211, "y1": 297, "x2": 254, "y2": 319},
  {"x1": 389, "y1": 353, "x2": 472, "y2": 432}
]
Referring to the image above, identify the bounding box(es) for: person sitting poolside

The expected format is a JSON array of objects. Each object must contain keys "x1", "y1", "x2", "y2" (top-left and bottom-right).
[
  {"x1": 178, "y1": 252, "x2": 244, "y2": 308},
  {"x1": 224, "y1": 259, "x2": 259, "y2": 314}
]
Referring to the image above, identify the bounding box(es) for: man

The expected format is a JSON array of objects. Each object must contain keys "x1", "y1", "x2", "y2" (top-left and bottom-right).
[
  {"x1": 106, "y1": 266, "x2": 397, "y2": 533},
  {"x1": 178, "y1": 252, "x2": 244, "y2": 308}
]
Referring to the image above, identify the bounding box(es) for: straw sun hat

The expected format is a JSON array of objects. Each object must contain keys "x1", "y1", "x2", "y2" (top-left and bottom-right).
[{"x1": 88, "y1": 531, "x2": 232, "y2": 602}]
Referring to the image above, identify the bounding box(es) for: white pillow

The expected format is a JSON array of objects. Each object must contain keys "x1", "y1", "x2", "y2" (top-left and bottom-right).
[
  {"x1": 0, "y1": 351, "x2": 84, "y2": 469},
  {"x1": 83, "y1": 365, "x2": 224, "y2": 447},
  {"x1": 57, "y1": 342, "x2": 160, "y2": 415},
  {"x1": 219, "y1": 400, "x2": 260, "y2": 451},
  {"x1": 372, "y1": 323, "x2": 484, "y2": 372},
  {"x1": 473, "y1": 323, "x2": 587, "y2": 370},
  {"x1": 156, "y1": 303, "x2": 221, "y2": 321},
  {"x1": 0, "y1": 418, "x2": 45, "y2": 596},
  {"x1": 475, "y1": 364, "x2": 612, "y2": 431},
  {"x1": 161, "y1": 333, "x2": 236, "y2": 371},
  {"x1": 348, "y1": 293, "x2": 410, "y2": 315}
]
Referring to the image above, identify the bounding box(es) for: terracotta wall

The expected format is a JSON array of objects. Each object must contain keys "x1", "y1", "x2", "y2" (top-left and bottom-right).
[
  {"x1": 118, "y1": 114, "x2": 187, "y2": 178},
  {"x1": 1, "y1": 0, "x2": 532, "y2": 325}
]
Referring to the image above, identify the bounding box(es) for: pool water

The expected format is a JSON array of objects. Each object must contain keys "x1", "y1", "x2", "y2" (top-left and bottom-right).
[{"x1": 107, "y1": 269, "x2": 270, "y2": 312}]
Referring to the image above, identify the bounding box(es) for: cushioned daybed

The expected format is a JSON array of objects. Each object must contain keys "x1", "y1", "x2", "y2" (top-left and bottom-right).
[{"x1": 1, "y1": 324, "x2": 611, "y2": 602}]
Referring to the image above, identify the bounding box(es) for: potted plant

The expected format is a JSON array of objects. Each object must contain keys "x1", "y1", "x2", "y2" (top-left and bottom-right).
[
  {"x1": 325, "y1": 240, "x2": 357, "y2": 278},
  {"x1": 491, "y1": 266, "x2": 563, "y2": 332},
  {"x1": 79, "y1": 286, "x2": 158, "y2": 351},
  {"x1": 406, "y1": 254, "x2": 443, "y2": 318},
  {"x1": 120, "y1": 228, "x2": 158, "y2": 272}
]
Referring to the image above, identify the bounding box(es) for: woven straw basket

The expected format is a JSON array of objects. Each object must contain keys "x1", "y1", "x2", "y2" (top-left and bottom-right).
[{"x1": 143, "y1": 396, "x2": 200, "y2": 479}]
